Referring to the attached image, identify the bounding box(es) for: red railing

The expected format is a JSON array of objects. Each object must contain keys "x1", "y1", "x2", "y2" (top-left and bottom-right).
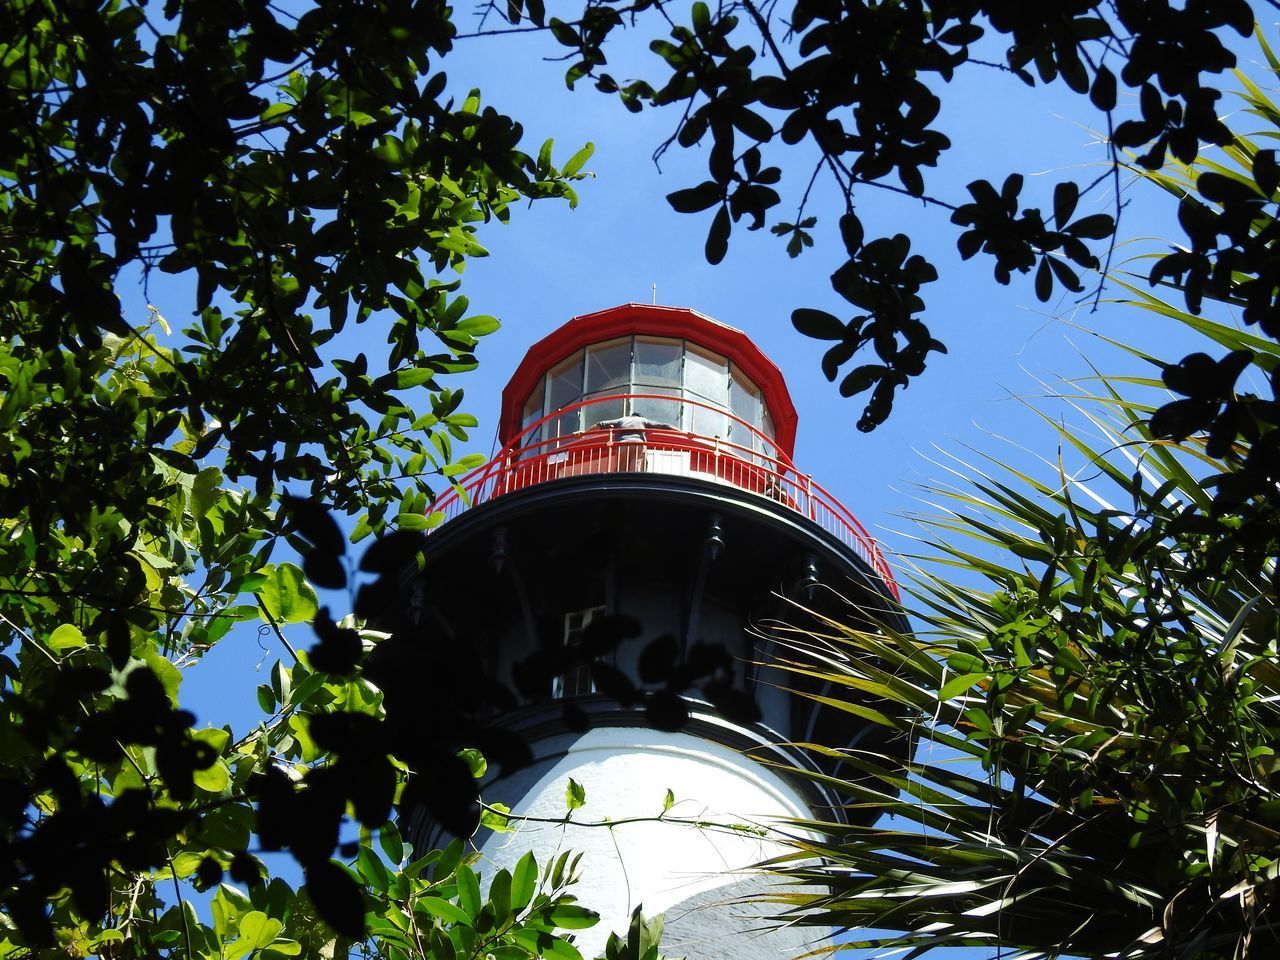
[{"x1": 430, "y1": 394, "x2": 898, "y2": 599}]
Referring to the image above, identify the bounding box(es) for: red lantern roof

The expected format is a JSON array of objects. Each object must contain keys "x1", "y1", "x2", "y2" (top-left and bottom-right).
[{"x1": 499, "y1": 303, "x2": 799, "y2": 457}]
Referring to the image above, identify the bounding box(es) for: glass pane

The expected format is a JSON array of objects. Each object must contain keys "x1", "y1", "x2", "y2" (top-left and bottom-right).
[
  {"x1": 728, "y1": 371, "x2": 761, "y2": 450},
  {"x1": 691, "y1": 397, "x2": 729, "y2": 438},
  {"x1": 585, "y1": 339, "x2": 631, "y2": 393},
  {"x1": 634, "y1": 338, "x2": 682, "y2": 386},
  {"x1": 547, "y1": 351, "x2": 584, "y2": 414},
  {"x1": 517, "y1": 382, "x2": 545, "y2": 459},
  {"x1": 729, "y1": 371, "x2": 762, "y2": 427},
  {"x1": 685, "y1": 345, "x2": 728, "y2": 401},
  {"x1": 547, "y1": 409, "x2": 581, "y2": 445},
  {"x1": 580, "y1": 392, "x2": 625, "y2": 428},
  {"x1": 630, "y1": 387, "x2": 681, "y2": 428},
  {"x1": 521, "y1": 382, "x2": 545, "y2": 434}
]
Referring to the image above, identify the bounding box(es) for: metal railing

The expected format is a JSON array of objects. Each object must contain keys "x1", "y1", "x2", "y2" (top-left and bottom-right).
[{"x1": 430, "y1": 393, "x2": 899, "y2": 599}]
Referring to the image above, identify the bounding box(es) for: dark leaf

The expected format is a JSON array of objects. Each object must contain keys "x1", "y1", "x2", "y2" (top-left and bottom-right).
[
  {"x1": 1066, "y1": 213, "x2": 1114, "y2": 239},
  {"x1": 304, "y1": 860, "x2": 366, "y2": 939},
  {"x1": 1254, "y1": 150, "x2": 1279, "y2": 197},
  {"x1": 644, "y1": 691, "x2": 689, "y2": 731},
  {"x1": 792, "y1": 308, "x2": 846, "y2": 341},
  {"x1": 839, "y1": 212, "x2": 864, "y2": 254},
  {"x1": 705, "y1": 206, "x2": 731, "y2": 264},
  {"x1": 304, "y1": 552, "x2": 347, "y2": 590},
  {"x1": 359, "y1": 531, "x2": 428, "y2": 573},
  {"x1": 1053, "y1": 182, "x2": 1079, "y2": 228},
  {"x1": 638, "y1": 634, "x2": 679, "y2": 684},
  {"x1": 1090, "y1": 66, "x2": 1117, "y2": 111},
  {"x1": 1198, "y1": 171, "x2": 1260, "y2": 204},
  {"x1": 1034, "y1": 257, "x2": 1053, "y2": 302},
  {"x1": 309, "y1": 608, "x2": 363, "y2": 676},
  {"x1": 282, "y1": 496, "x2": 345, "y2": 556},
  {"x1": 667, "y1": 182, "x2": 723, "y2": 213}
]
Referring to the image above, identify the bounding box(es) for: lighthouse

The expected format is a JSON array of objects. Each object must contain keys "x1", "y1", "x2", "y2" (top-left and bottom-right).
[{"x1": 400, "y1": 304, "x2": 905, "y2": 959}]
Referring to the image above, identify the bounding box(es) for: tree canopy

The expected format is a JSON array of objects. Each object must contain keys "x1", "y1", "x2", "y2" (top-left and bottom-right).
[
  {"x1": 765, "y1": 28, "x2": 1280, "y2": 959},
  {"x1": 0, "y1": 0, "x2": 606, "y2": 953},
  {"x1": 5, "y1": 0, "x2": 1280, "y2": 958}
]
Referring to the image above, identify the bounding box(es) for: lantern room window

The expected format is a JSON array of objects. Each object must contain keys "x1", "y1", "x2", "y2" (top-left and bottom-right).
[
  {"x1": 631, "y1": 386, "x2": 682, "y2": 427},
  {"x1": 634, "y1": 338, "x2": 681, "y2": 386},
  {"x1": 685, "y1": 345, "x2": 727, "y2": 405},
  {"x1": 546, "y1": 352, "x2": 584, "y2": 442},
  {"x1": 585, "y1": 339, "x2": 631, "y2": 393},
  {"x1": 519, "y1": 337, "x2": 774, "y2": 445}
]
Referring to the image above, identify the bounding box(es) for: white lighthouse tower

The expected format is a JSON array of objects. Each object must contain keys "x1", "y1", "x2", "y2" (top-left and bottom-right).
[{"x1": 401, "y1": 305, "x2": 905, "y2": 958}]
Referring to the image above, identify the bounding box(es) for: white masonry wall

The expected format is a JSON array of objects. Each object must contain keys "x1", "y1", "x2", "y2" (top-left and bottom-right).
[{"x1": 478, "y1": 726, "x2": 830, "y2": 960}]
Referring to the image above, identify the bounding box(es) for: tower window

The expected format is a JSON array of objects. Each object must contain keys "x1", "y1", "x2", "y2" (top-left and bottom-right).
[{"x1": 552, "y1": 606, "x2": 605, "y2": 698}]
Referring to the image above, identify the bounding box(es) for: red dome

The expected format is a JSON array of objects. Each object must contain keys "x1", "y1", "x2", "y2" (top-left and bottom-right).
[{"x1": 499, "y1": 303, "x2": 799, "y2": 457}]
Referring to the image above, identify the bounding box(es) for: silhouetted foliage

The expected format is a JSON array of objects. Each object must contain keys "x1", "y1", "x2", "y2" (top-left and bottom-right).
[
  {"x1": 485, "y1": 0, "x2": 1262, "y2": 430},
  {"x1": 0, "y1": 0, "x2": 609, "y2": 953},
  {"x1": 765, "y1": 35, "x2": 1280, "y2": 959}
]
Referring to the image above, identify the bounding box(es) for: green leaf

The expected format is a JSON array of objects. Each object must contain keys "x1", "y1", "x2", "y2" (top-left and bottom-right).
[
  {"x1": 511, "y1": 852, "x2": 537, "y2": 912},
  {"x1": 260, "y1": 102, "x2": 293, "y2": 123},
  {"x1": 565, "y1": 777, "x2": 586, "y2": 811},
  {"x1": 192, "y1": 726, "x2": 230, "y2": 755},
  {"x1": 239, "y1": 911, "x2": 283, "y2": 950},
  {"x1": 261, "y1": 941, "x2": 302, "y2": 957},
  {"x1": 379, "y1": 823, "x2": 404, "y2": 864},
  {"x1": 481, "y1": 801, "x2": 512, "y2": 833},
  {"x1": 46, "y1": 623, "x2": 86, "y2": 652},
  {"x1": 142, "y1": 650, "x2": 184, "y2": 706},
  {"x1": 395, "y1": 513, "x2": 431, "y2": 531},
  {"x1": 489, "y1": 868, "x2": 511, "y2": 922},
  {"x1": 194, "y1": 758, "x2": 232, "y2": 794},
  {"x1": 258, "y1": 563, "x2": 319, "y2": 624},
  {"x1": 419, "y1": 896, "x2": 471, "y2": 925},
  {"x1": 168, "y1": 851, "x2": 205, "y2": 879},
  {"x1": 395, "y1": 367, "x2": 436, "y2": 389},
  {"x1": 357, "y1": 844, "x2": 390, "y2": 894},
  {"x1": 547, "y1": 904, "x2": 599, "y2": 930},
  {"x1": 459, "y1": 747, "x2": 487, "y2": 778},
  {"x1": 455, "y1": 315, "x2": 500, "y2": 337},
  {"x1": 939, "y1": 673, "x2": 985, "y2": 701},
  {"x1": 190, "y1": 466, "x2": 223, "y2": 519},
  {"x1": 456, "y1": 865, "x2": 481, "y2": 918},
  {"x1": 515, "y1": 930, "x2": 583, "y2": 960},
  {"x1": 562, "y1": 142, "x2": 594, "y2": 176}
]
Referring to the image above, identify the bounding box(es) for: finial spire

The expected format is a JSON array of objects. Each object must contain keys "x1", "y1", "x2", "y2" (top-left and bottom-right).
[{"x1": 652, "y1": 282, "x2": 657, "y2": 305}]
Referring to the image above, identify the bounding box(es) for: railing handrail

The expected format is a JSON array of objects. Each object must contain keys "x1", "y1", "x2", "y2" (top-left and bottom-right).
[{"x1": 429, "y1": 393, "x2": 898, "y2": 599}]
